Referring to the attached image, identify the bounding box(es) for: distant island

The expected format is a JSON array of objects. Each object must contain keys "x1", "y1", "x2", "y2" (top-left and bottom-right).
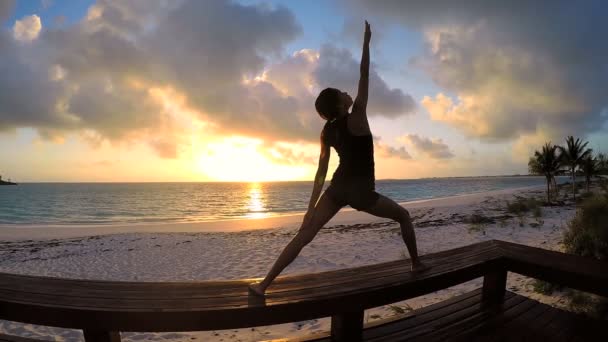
[{"x1": 0, "y1": 175, "x2": 17, "y2": 185}]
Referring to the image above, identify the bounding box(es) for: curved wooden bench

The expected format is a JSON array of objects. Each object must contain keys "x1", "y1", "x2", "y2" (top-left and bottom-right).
[{"x1": 0, "y1": 240, "x2": 606, "y2": 341}]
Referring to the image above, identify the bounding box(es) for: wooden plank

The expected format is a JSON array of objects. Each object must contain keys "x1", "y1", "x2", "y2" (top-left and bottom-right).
[
  {"x1": 0, "y1": 243, "x2": 497, "y2": 299},
  {"x1": 330, "y1": 310, "x2": 364, "y2": 342},
  {"x1": 401, "y1": 293, "x2": 528, "y2": 342},
  {"x1": 0, "y1": 241, "x2": 501, "y2": 298},
  {"x1": 0, "y1": 248, "x2": 504, "y2": 332},
  {"x1": 0, "y1": 241, "x2": 501, "y2": 305},
  {"x1": 0, "y1": 334, "x2": 46, "y2": 342},
  {"x1": 485, "y1": 299, "x2": 550, "y2": 341},
  {"x1": 481, "y1": 269, "x2": 506, "y2": 305},
  {"x1": 496, "y1": 240, "x2": 608, "y2": 297},
  {"x1": 364, "y1": 291, "x2": 521, "y2": 341},
  {"x1": 364, "y1": 288, "x2": 483, "y2": 332},
  {"x1": 452, "y1": 295, "x2": 538, "y2": 341},
  {"x1": 4, "y1": 244, "x2": 502, "y2": 308},
  {"x1": 82, "y1": 330, "x2": 121, "y2": 342},
  {"x1": 363, "y1": 291, "x2": 487, "y2": 340}
]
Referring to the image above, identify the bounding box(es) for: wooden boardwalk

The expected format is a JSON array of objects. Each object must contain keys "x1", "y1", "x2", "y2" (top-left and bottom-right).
[
  {"x1": 295, "y1": 288, "x2": 606, "y2": 342},
  {"x1": 0, "y1": 240, "x2": 605, "y2": 341}
]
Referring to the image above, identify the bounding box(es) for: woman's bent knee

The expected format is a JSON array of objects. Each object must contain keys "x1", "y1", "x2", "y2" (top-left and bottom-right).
[
  {"x1": 293, "y1": 229, "x2": 316, "y2": 247},
  {"x1": 399, "y1": 208, "x2": 411, "y2": 222}
]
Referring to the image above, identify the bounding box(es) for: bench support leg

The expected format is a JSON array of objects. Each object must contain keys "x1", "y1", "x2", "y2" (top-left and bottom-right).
[
  {"x1": 482, "y1": 269, "x2": 507, "y2": 305},
  {"x1": 83, "y1": 330, "x2": 121, "y2": 342},
  {"x1": 331, "y1": 310, "x2": 364, "y2": 342}
]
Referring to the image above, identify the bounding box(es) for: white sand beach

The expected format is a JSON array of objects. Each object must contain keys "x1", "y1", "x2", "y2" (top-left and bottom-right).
[{"x1": 0, "y1": 185, "x2": 579, "y2": 341}]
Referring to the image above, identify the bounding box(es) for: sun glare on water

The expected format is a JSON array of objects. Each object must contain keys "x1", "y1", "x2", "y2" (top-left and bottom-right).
[{"x1": 196, "y1": 136, "x2": 310, "y2": 182}]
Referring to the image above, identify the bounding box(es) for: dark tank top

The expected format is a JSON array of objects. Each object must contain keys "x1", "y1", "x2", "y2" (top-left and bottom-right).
[{"x1": 323, "y1": 115, "x2": 375, "y2": 187}]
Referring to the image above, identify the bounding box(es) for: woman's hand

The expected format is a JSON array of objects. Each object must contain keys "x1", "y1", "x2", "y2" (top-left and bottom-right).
[{"x1": 364, "y1": 20, "x2": 371, "y2": 44}]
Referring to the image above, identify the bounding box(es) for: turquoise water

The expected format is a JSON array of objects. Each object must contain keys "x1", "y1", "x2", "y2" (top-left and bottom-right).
[{"x1": 0, "y1": 177, "x2": 566, "y2": 225}]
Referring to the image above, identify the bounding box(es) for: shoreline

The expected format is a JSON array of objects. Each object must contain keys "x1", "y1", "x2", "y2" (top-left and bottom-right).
[{"x1": 0, "y1": 185, "x2": 544, "y2": 241}]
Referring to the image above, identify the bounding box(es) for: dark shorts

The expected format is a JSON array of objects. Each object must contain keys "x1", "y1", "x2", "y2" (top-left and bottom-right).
[{"x1": 324, "y1": 182, "x2": 381, "y2": 211}]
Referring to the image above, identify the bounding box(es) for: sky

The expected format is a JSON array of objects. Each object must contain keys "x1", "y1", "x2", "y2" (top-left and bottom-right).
[{"x1": 1, "y1": 0, "x2": 607, "y2": 182}]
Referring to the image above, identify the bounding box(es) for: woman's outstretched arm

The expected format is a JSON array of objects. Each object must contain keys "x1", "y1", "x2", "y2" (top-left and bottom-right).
[
  {"x1": 353, "y1": 20, "x2": 371, "y2": 112},
  {"x1": 304, "y1": 131, "x2": 330, "y2": 224}
]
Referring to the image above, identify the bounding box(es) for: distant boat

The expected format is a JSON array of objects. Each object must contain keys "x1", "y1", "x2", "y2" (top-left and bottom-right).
[{"x1": 0, "y1": 176, "x2": 17, "y2": 185}]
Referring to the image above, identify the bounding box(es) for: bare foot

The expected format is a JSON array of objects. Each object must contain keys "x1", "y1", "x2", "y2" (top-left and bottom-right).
[
  {"x1": 248, "y1": 282, "x2": 266, "y2": 297},
  {"x1": 411, "y1": 261, "x2": 430, "y2": 273}
]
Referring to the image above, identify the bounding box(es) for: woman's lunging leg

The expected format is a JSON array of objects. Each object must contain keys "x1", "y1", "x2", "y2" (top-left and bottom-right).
[
  {"x1": 249, "y1": 192, "x2": 343, "y2": 295},
  {"x1": 362, "y1": 194, "x2": 427, "y2": 271}
]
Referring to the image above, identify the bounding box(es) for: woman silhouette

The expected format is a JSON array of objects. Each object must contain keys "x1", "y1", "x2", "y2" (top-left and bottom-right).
[{"x1": 249, "y1": 21, "x2": 427, "y2": 296}]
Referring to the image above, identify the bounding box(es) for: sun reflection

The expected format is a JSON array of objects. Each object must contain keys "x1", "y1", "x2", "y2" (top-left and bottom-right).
[{"x1": 246, "y1": 182, "x2": 268, "y2": 219}]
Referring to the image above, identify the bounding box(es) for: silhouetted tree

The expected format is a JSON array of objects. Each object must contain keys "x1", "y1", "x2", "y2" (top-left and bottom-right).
[
  {"x1": 528, "y1": 142, "x2": 562, "y2": 203},
  {"x1": 558, "y1": 136, "x2": 592, "y2": 201},
  {"x1": 581, "y1": 156, "x2": 598, "y2": 192},
  {"x1": 597, "y1": 153, "x2": 607, "y2": 175}
]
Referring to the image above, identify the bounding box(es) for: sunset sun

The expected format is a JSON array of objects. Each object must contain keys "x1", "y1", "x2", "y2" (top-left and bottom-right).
[{"x1": 196, "y1": 136, "x2": 310, "y2": 182}]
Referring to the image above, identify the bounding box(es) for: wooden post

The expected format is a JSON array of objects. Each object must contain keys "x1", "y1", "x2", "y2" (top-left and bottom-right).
[
  {"x1": 482, "y1": 269, "x2": 507, "y2": 305},
  {"x1": 331, "y1": 310, "x2": 364, "y2": 342},
  {"x1": 83, "y1": 330, "x2": 121, "y2": 342}
]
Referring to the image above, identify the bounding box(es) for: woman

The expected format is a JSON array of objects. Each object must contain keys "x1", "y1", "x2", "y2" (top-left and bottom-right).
[{"x1": 249, "y1": 21, "x2": 427, "y2": 297}]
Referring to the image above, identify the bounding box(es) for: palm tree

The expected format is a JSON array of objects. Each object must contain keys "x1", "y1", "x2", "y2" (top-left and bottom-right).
[
  {"x1": 597, "y1": 153, "x2": 607, "y2": 175},
  {"x1": 557, "y1": 136, "x2": 592, "y2": 201},
  {"x1": 528, "y1": 142, "x2": 562, "y2": 203},
  {"x1": 581, "y1": 156, "x2": 598, "y2": 191}
]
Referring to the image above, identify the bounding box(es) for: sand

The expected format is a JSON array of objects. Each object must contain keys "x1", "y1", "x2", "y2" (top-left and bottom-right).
[{"x1": 0, "y1": 185, "x2": 581, "y2": 341}]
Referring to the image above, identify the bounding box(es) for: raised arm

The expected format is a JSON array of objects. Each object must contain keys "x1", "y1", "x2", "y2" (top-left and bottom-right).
[
  {"x1": 307, "y1": 130, "x2": 331, "y2": 213},
  {"x1": 353, "y1": 20, "x2": 371, "y2": 112}
]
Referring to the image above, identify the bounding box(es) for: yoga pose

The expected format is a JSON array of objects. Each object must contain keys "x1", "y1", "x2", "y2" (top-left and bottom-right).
[{"x1": 249, "y1": 21, "x2": 427, "y2": 296}]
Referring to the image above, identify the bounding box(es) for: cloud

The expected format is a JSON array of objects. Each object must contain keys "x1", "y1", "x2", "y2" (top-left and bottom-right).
[
  {"x1": 261, "y1": 142, "x2": 317, "y2": 166},
  {"x1": 0, "y1": 0, "x2": 304, "y2": 156},
  {"x1": 401, "y1": 134, "x2": 454, "y2": 159},
  {"x1": 0, "y1": 0, "x2": 417, "y2": 161},
  {"x1": 347, "y1": 0, "x2": 608, "y2": 143},
  {"x1": 313, "y1": 44, "x2": 416, "y2": 118},
  {"x1": 0, "y1": 0, "x2": 14, "y2": 23},
  {"x1": 373, "y1": 136, "x2": 411, "y2": 160},
  {"x1": 149, "y1": 138, "x2": 178, "y2": 159},
  {"x1": 13, "y1": 15, "x2": 42, "y2": 42}
]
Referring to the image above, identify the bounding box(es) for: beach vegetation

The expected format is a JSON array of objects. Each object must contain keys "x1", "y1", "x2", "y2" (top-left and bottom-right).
[
  {"x1": 600, "y1": 178, "x2": 608, "y2": 197},
  {"x1": 388, "y1": 304, "x2": 412, "y2": 314},
  {"x1": 532, "y1": 279, "x2": 559, "y2": 295},
  {"x1": 567, "y1": 289, "x2": 608, "y2": 319},
  {"x1": 563, "y1": 195, "x2": 608, "y2": 260},
  {"x1": 506, "y1": 197, "x2": 542, "y2": 215},
  {"x1": 562, "y1": 195, "x2": 608, "y2": 319},
  {"x1": 581, "y1": 156, "x2": 598, "y2": 192},
  {"x1": 466, "y1": 213, "x2": 494, "y2": 224},
  {"x1": 532, "y1": 205, "x2": 542, "y2": 219},
  {"x1": 466, "y1": 212, "x2": 493, "y2": 234},
  {"x1": 557, "y1": 136, "x2": 592, "y2": 201},
  {"x1": 597, "y1": 153, "x2": 608, "y2": 175},
  {"x1": 528, "y1": 142, "x2": 562, "y2": 203}
]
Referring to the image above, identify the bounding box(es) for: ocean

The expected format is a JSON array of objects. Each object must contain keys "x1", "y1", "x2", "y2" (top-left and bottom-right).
[{"x1": 0, "y1": 176, "x2": 567, "y2": 225}]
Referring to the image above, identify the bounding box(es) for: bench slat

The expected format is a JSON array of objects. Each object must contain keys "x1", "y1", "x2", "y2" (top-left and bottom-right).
[
  {"x1": 0, "y1": 244, "x2": 501, "y2": 310},
  {"x1": 497, "y1": 240, "x2": 608, "y2": 297},
  {"x1": 0, "y1": 239, "x2": 605, "y2": 337},
  {"x1": 0, "y1": 243, "x2": 503, "y2": 331},
  {"x1": 0, "y1": 241, "x2": 501, "y2": 300},
  {"x1": 311, "y1": 290, "x2": 606, "y2": 342}
]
